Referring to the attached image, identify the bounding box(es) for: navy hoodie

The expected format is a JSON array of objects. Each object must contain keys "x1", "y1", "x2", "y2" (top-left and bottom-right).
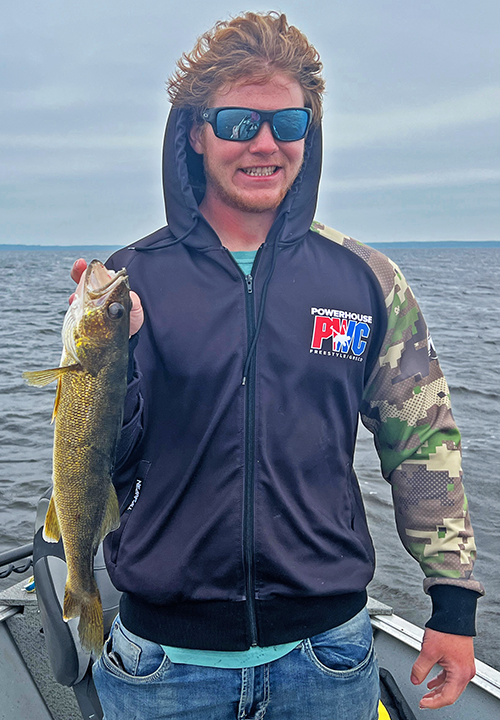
[{"x1": 104, "y1": 107, "x2": 482, "y2": 650}]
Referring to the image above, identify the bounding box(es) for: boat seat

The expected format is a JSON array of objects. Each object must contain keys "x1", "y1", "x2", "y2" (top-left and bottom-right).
[
  {"x1": 32, "y1": 490, "x2": 417, "y2": 720},
  {"x1": 33, "y1": 489, "x2": 122, "y2": 720}
]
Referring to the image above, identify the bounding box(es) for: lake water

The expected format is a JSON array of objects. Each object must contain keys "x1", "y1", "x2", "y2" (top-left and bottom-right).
[{"x1": 0, "y1": 245, "x2": 498, "y2": 669}]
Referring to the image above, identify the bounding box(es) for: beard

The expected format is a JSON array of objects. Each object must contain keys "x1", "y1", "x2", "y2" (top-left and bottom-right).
[{"x1": 202, "y1": 157, "x2": 302, "y2": 214}]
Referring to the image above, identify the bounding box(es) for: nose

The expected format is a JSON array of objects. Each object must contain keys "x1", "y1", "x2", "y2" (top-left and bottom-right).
[{"x1": 248, "y1": 122, "x2": 279, "y2": 154}]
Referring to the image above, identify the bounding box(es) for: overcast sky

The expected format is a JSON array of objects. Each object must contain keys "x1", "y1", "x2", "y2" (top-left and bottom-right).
[{"x1": 2, "y1": 0, "x2": 499, "y2": 245}]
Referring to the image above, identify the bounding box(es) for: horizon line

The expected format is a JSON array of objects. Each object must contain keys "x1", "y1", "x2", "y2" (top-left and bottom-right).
[{"x1": 1, "y1": 239, "x2": 499, "y2": 250}]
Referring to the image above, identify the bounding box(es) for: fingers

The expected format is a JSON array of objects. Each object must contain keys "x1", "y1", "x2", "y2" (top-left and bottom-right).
[
  {"x1": 426, "y1": 669, "x2": 446, "y2": 690},
  {"x1": 129, "y1": 291, "x2": 144, "y2": 337},
  {"x1": 71, "y1": 258, "x2": 87, "y2": 284},
  {"x1": 69, "y1": 259, "x2": 87, "y2": 304},
  {"x1": 419, "y1": 676, "x2": 468, "y2": 710}
]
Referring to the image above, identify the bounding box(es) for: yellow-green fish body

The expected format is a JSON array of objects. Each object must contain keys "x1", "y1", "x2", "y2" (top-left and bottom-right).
[{"x1": 24, "y1": 260, "x2": 131, "y2": 655}]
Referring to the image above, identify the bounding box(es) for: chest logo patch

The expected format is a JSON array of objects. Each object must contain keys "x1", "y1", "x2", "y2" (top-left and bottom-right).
[{"x1": 310, "y1": 307, "x2": 372, "y2": 362}]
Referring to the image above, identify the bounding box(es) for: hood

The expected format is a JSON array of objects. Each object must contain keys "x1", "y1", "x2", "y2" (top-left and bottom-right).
[{"x1": 161, "y1": 106, "x2": 323, "y2": 250}]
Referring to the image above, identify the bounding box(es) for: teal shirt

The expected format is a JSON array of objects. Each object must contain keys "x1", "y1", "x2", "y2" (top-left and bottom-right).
[
  {"x1": 160, "y1": 248, "x2": 302, "y2": 668},
  {"x1": 160, "y1": 640, "x2": 302, "y2": 668},
  {"x1": 230, "y1": 249, "x2": 257, "y2": 276}
]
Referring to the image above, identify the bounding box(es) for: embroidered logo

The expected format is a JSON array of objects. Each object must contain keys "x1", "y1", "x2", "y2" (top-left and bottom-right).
[
  {"x1": 127, "y1": 479, "x2": 142, "y2": 511},
  {"x1": 310, "y1": 307, "x2": 372, "y2": 362}
]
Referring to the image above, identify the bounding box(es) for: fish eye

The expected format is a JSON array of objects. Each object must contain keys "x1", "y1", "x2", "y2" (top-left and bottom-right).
[{"x1": 107, "y1": 302, "x2": 125, "y2": 320}]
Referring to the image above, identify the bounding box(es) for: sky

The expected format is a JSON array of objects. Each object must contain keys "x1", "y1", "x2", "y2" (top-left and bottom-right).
[{"x1": 2, "y1": 0, "x2": 499, "y2": 245}]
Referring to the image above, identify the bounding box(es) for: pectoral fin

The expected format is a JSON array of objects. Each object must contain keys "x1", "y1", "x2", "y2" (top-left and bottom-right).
[
  {"x1": 99, "y1": 485, "x2": 120, "y2": 543},
  {"x1": 43, "y1": 496, "x2": 61, "y2": 543},
  {"x1": 23, "y1": 364, "x2": 81, "y2": 387},
  {"x1": 51, "y1": 377, "x2": 63, "y2": 423}
]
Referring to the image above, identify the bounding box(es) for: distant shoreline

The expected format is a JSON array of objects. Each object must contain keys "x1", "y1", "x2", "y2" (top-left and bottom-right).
[
  {"x1": 1, "y1": 241, "x2": 499, "y2": 250},
  {"x1": 0, "y1": 245, "x2": 123, "y2": 251}
]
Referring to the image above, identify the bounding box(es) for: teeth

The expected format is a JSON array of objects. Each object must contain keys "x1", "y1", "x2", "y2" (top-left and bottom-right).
[{"x1": 243, "y1": 166, "x2": 277, "y2": 177}]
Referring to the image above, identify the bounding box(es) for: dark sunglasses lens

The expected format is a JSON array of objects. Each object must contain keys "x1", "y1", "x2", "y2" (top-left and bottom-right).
[
  {"x1": 215, "y1": 109, "x2": 261, "y2": 140},
  {"x1": 273, "y1": 109, "x2": 310, "y2": 141}
]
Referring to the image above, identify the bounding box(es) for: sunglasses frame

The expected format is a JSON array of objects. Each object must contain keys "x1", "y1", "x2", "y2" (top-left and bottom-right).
[{"x1": 201, "y1": 107, "x2": 312, "y2": 142}]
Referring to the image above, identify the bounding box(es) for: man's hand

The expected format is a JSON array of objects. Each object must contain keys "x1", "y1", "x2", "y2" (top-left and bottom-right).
[
  {"x1": 70, "y1": 258, "x2": 144, "y2": 336},
  {"x1": 411, "y1": 628, "x2": 475, "y2": 709}
]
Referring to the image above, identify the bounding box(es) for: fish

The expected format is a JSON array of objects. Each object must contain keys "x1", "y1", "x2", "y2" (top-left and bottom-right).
[{"x1": 23, "y1": 260, "x2": 131, "y2": 655}]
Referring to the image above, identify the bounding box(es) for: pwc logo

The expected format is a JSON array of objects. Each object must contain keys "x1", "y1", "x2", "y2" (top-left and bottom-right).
[{"x1": 310, "y1": 307, "x2": 372, "y2": 362}]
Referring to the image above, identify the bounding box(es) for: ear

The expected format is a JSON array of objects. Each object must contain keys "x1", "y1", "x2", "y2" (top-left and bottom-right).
[{"x1": 189, "y1": 123, "x2": 205, "y2": 155}]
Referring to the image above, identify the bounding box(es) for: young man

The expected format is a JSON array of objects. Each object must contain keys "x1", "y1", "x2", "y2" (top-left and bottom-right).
[{"x1": 73, "y1": 12, "x2": 483, "y2": 719}]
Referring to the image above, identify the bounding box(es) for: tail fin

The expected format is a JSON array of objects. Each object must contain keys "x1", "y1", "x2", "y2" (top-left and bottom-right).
[{"x1": 63, "y1": 582, "x2": 104, "y2": 656}]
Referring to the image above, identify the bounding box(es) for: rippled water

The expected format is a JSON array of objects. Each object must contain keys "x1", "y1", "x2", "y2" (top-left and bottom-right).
[{"x1": 0, "y1": 246, "x2": 498, "y2": 669}]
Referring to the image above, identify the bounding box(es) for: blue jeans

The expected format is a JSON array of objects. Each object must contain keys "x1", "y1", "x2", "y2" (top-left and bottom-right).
[{"x1": 93, "y1": 608, "x2": 379, "y2": 719}]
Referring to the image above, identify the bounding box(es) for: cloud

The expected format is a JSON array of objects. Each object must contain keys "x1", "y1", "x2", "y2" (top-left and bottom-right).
[
  {"x1": 321, "y1": 168, "x2": 500, "y2": 192},
  {"x1": 0, "y1": 133, "x2": 156, "y2": 150},
  {"x1": 325, "y1": 86, "x2": 500, "y2": 150}
]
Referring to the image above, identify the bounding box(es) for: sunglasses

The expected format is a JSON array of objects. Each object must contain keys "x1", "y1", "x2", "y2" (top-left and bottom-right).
[{"x1": 201, "y1": 107, "x2": 312, "y2": 142}]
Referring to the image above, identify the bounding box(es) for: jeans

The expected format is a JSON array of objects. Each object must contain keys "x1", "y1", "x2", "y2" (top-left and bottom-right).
[{"x1": 93, "y1": 607, "x2": 379, "y2": 719}]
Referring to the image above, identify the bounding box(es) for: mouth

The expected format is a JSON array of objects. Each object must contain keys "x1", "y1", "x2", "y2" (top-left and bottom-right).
[
  {"x1": 85, "y1": 262, "x2": 128, "y2": 301},
  {"x1": 241, "y1": 166, "x2": 279, "y2": 177}
]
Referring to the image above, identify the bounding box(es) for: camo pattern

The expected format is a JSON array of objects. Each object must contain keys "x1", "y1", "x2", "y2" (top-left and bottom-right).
[{"x1": 311, "y1": 221, "x2": 484, "y2": 597}]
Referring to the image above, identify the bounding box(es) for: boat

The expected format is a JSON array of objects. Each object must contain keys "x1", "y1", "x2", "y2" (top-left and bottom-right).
[{"x1": 1, "y1": 494, "x2": 499, "y2": 720}]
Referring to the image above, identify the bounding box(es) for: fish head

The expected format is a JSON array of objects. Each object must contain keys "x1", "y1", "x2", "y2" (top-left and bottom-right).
[{"x1": 63, "y1": 260, "x2": 131, "y2": 374}]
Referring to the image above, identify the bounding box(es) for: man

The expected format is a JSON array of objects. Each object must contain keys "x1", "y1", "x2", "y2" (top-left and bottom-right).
[{"x1": 72, "y1": 12, "x2": 483, "y2": 719}]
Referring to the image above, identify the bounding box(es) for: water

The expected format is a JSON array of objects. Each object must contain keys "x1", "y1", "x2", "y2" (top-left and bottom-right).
[{"x1": 0, "y1": 246, "x2": 498, "y2": 669}]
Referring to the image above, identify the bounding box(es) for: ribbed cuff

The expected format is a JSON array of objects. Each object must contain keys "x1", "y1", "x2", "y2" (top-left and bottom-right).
[{"x1": 425, "y1": 585, "x2": 481, "y2": 636}]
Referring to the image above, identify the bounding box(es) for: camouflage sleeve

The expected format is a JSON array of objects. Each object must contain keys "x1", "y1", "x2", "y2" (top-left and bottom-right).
[{"x1": 312, "y1": 222, "x2": 484, "y2": 633}]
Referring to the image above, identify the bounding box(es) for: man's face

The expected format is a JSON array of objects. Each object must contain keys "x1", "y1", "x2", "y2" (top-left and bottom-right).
[{"x1": 190, "y1": 73, "x2": 306, "y2": 214}]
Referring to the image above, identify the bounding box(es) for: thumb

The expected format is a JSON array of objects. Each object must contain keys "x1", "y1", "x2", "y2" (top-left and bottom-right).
[{"x1": 411, "y1": 650, "x2": 436, "y2": 685}]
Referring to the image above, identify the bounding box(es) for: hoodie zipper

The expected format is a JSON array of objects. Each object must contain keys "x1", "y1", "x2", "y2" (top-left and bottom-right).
[{"x1": 226, "y1": 247, "x2": 262, "y2": 646}]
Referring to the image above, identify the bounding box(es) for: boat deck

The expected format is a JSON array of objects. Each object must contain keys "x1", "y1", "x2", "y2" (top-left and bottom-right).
[
  {"x1": 1, "y1": 581, "x2": 499, "y2": 720},
  {"x1": 0, "y1": 580, "x2": 80, "y2": 719}
]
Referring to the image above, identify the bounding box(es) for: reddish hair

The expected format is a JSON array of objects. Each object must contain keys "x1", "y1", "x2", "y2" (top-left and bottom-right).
[{"x1": 167, "y1": 12, "x2": 325, "y2": 125}]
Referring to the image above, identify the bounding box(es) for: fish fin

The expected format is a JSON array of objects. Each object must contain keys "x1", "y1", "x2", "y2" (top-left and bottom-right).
[
  {"x1": 99, "y1": 485, "x2": 121, "y2": 542},
  {"x1": 51, "y1": 377, "x2": 63, "y2": 423},
  {"x1": 23, "y1": 364, "x2": 81, "y2": 387},
  {"x1": 62, "y1": 587, "x2": 79, "y2": 622},
  {"x1": 42, "y1": 496, "x2": 61, "y2": 543},
  {"x1": 63, "y1": 582, "x2": 104, "y2": 656}
]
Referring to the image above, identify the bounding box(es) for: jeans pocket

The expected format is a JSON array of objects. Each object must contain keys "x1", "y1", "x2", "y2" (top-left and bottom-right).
[
  {"x1": 101, "y1": 616, "x2": 171, "y2": 682},
  {"x1": 305, "y1": 608, "x2": 375, "y2": 677}
]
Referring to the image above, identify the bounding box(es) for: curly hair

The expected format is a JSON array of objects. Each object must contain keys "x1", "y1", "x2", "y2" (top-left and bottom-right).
[{"x1": 167, "y1": 12, "x2": 325, "y2": 126}]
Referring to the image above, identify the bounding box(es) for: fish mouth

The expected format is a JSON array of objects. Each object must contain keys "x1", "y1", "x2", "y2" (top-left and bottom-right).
[
  {"x1": 85, "y1": 261, "x2": 128, "y2": 301},
  {"x1": 62, "y1": 261, "x2": 129, "y2": 365}
]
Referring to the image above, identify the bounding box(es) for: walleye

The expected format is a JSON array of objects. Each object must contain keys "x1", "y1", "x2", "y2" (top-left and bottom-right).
[{"x1": 24, "y1": 260, "x2": 131, "y2": 655}]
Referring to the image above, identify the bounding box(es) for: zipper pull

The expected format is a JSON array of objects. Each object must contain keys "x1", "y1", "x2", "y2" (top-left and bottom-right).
[{"x1": 245, "y1": 274, "x2": 253, "y2": 293}]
